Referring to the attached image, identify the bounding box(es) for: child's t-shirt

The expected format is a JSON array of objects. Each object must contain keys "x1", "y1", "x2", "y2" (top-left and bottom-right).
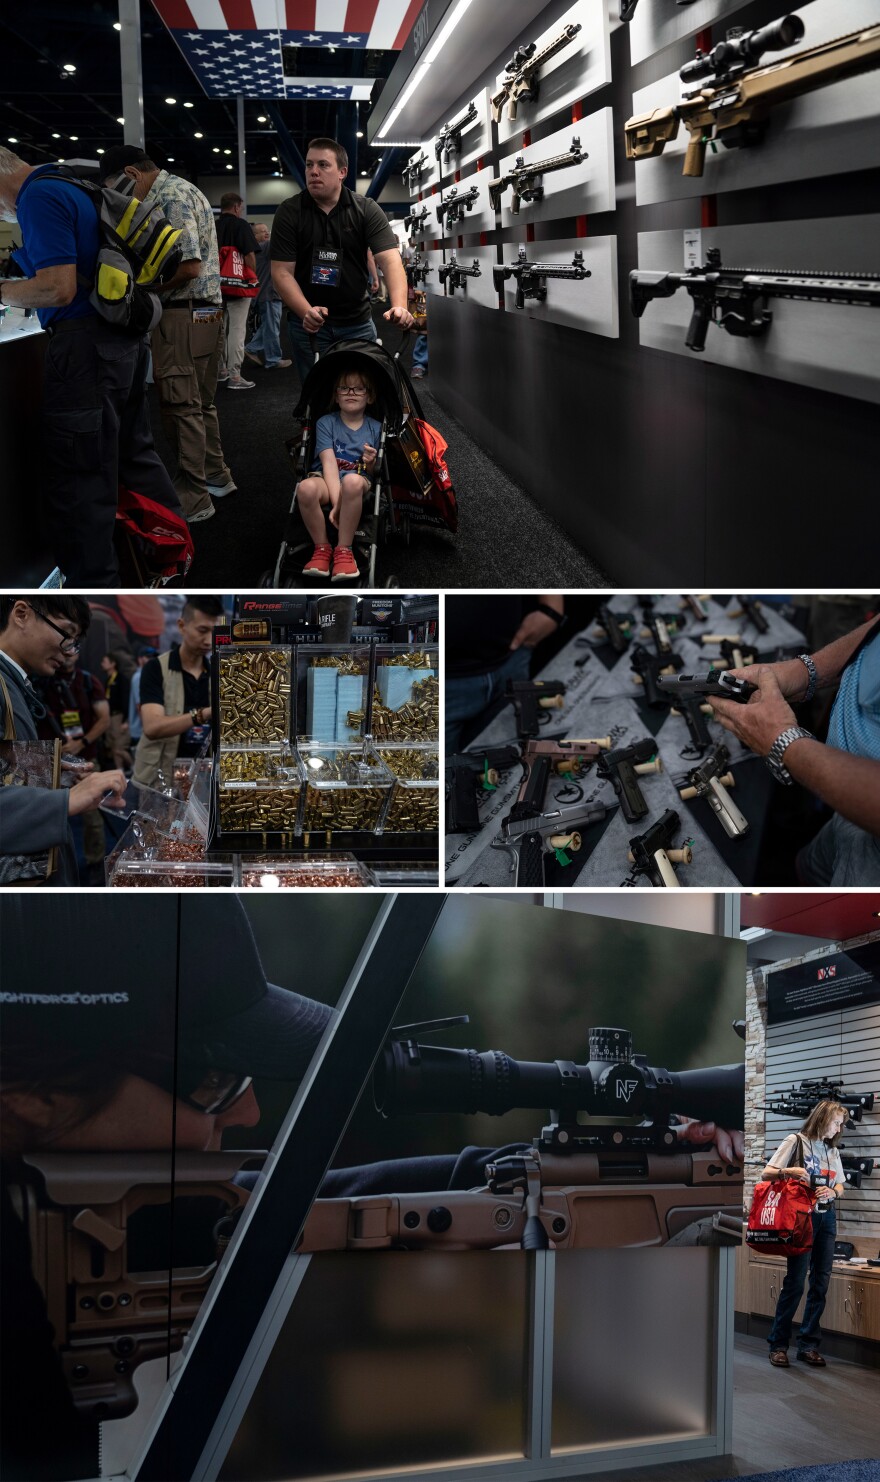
[{"x1": 312, "y1": 412, "x2": 382, "y2": 475}]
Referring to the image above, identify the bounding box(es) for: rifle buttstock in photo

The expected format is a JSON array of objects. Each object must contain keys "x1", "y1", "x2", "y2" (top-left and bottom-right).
[{"x1": 625, "y1": 16, "x2": 880, "y2": 179}]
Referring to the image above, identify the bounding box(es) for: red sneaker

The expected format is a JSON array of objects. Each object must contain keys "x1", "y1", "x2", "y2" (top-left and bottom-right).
[
  {"x1": 303, "y1": 543, "x2": 332, "y2": 576},
  {"x1": 331, "y1": 546, "x2": 359, "y2": 582}
]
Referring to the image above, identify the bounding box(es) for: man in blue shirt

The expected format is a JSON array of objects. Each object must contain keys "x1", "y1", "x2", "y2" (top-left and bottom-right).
[{"x1": 0, "y1": 146, "x2": 182, "y2": 586}]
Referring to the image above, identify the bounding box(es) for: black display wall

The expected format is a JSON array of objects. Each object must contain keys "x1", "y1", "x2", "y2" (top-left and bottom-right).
[{"x1": 418, "y1": 0, "x2": 880, "y2": 585}]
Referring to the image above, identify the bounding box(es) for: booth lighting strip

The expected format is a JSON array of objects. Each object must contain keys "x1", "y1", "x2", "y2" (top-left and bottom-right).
[{"x1": 378, "y1": 0, "x2": 476, "y2": 139}]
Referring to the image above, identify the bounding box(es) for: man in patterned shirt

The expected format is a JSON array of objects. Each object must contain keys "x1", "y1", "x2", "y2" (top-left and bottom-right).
[{"x1": 102, "y1": 146, "x2": 236, "y2": 524}]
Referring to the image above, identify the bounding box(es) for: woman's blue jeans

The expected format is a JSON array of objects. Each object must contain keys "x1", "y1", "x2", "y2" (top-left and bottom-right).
[
  {"x1": 445, "y1": 647, "x2": 532, "y2": 752},
  {"x1": 768, "y1": 1204, "x2": 837, "y2": 1352}
]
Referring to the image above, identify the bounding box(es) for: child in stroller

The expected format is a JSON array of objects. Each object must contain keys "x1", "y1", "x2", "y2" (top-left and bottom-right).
[{"x1": 300, "y1": 366, "x2": 381, "y2": 582}]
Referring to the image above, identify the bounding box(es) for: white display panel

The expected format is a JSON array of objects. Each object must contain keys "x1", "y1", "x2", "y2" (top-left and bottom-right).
[
  {"x1": 421, "y1": 249, "x2": 449, "y2": 301},
  {"x1": 496, "y1": 108, "x2": 615, "y2": 228},
  {"x1": 404, "y1": 195, "x2": 442, "y2": 250},
  {"x1": 434, "y1": 171, "x2": 495, "y2": 240},
  {"x1": 426, "y1": 90, "x2": 482, "y2": 188},
  {"x1": 634, "y1": 215, "x2": 880, "y2": 405},
  {"x1": 630, "y1": 0, "x2": 880, "y2": 205},
  {"x1": 436, "y1": 248, "x2": 500, "y2": 312},
  {"x1": 404, "y1": 146, "x2": 439, "y2": 200},
  {"x1": 495, "y1": 234, "x2": 619, "y2": 338},
  {"x1": 496, "y1": 0, "x2": 612, "y2": 147},
  {"x1": 629, "y1": 0, "x2": 746, "y2": 67}
]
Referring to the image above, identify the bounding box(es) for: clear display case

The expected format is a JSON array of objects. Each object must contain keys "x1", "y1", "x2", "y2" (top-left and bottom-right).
[
  {"x1": 374, "y1": 745, "x2": 440, "y2": 833},
  {"x1": 216, "y1": 746, "x2": 303, "y2": 835},
  {"x1": 370, "y1": 646, "x2": 439, "y2": 742},
  {"x1": 236, "y1": 853, "x2": 372, "y2": 888},
  {"x1": 297, "y1": 744, "x2": 394, "y2": 836},
  {"x1": 107, "y1": 852, "x2": 235, "y2": 888},
  {"x1": 217, "y1": 644, "x2": 292, "y2": 744},
  {"x1": 294, "y1": 645, "x2": 372, "y2": 743}
]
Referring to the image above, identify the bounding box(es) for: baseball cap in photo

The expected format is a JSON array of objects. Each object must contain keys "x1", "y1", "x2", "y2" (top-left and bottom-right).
[{"x1": 0, "y1": 896, "x2": 335, "y2": 1082}]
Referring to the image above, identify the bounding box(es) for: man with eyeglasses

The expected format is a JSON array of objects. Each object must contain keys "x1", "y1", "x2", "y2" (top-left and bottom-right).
[{"x1": 0, "y1": 597, "x2": 126, "y2": 884}]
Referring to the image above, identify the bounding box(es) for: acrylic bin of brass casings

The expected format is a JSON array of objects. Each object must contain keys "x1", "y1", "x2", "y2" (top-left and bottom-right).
[
  {"x1": 297, "y1": 744, "x2": 395, "y2": 837},
  {"x1": 373, "y1": 745, "x2": 440, "y2": 834},
  {"x1": 236, "y1": 852, "x2": 372, "y2": 888},
  {"x1": 216, "y1": 746, "x2": 303, "y2": 835},
  {"x1": 364, "y1": 646, "x2": 439, "y2": 743},
  {"x1": 295, "y1": 645, "x2": 372, "y2": 744},
  {"x1": 366, "y1": 862, "x2": 440, "y2": 886},
  {"x1": 108, "y1": 852, "x2": 235, "y2": 888},
  {"x1": 217, "y1": 645, "x2": 292, "y2": 745},
  {"x1": 104, "y1": 814, "x2": 208, "y2": 884}
]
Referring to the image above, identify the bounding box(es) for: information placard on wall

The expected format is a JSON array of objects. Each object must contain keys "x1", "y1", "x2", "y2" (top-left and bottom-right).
[{"x1": 767, "y1": 941, "x2": 880, "y2": 1024}]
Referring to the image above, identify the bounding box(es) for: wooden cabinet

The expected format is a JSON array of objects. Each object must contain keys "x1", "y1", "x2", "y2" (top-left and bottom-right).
[{"x1": 741, "y1": 1251, "x2": 880, "y2": 1341}]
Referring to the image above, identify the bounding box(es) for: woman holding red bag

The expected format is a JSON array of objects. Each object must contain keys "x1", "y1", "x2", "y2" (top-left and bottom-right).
[{"x1": 764, "y1": 1100, "x2": 847, "y2": 1370}]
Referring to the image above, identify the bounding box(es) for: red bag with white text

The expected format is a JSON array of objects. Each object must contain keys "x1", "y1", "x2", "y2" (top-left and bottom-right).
[
  {"x1": 218, "y1": 245, "x2": 258, "y2": 298},
  {"x1": 746, "y1": 1136, "x2": 814, "y2": 1255}
]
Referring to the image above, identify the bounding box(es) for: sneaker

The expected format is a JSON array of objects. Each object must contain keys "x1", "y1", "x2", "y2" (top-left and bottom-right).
[
  {"x1": 331, "y1": 546, "x2": 359, "y2": 582},
  {"x1": 217, "y1": 370, "x2": 229, "y2": 382},
  {"x1": 411, "y1": 366, "x2": 426, "y2": 378},
  {"x1": 207, "y1": 479, "x2": 237, "y2": 497},
  {"x1": 186, "y1": 502, "x2": 216, "y2": 524},
  {"x1": 303, "y1": 543, "x2": 332, "y2": 576},
  {"x1": 244, "y1": 349, "x2": 264, "y2": 367},
  {"x1": 227, "y1": 376, "x2": 256, "y2": 390},
  {"x1": 267, "y1": 359, "x2": 293, "y2": 370}
]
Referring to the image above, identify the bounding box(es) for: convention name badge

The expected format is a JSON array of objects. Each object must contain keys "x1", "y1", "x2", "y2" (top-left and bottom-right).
[
  {"x1": 60, "y1": 708, "x2": 84, "y2": 740},
  {"x1": 312, "y1": 246, "x2": 342, "y2": 287}
]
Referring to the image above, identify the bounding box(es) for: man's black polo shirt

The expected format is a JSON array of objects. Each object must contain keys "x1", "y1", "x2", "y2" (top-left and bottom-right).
[
  {"x1": 270, "y1": 186, "x2": 397, "y2": 326},
  {"x1": 140, "y1": 645, "x2": 211, "y2": 757}
]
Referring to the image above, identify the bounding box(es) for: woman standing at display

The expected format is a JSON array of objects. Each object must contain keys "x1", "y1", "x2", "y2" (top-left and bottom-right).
[{"x1": 764, "y1": 1100, "x2": 847, "y2": 1369}]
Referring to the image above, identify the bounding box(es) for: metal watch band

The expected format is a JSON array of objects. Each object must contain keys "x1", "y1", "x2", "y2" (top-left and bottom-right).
[
  {"x1": 766, "y1": 726, "x2": 815, "y2": 786},
  {"x1": 797, "y1": 653, "x2": 819, "y2": 702}
]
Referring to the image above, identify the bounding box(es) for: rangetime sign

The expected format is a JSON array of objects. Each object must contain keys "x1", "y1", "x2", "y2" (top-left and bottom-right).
[{"x1": 766, "y1": 941, "x2": 880, "y2": 1024}]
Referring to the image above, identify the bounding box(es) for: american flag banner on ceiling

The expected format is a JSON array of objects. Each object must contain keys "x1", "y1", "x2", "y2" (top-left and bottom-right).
[{"x1": 151, "y1": 0, "x2": 422, "y2": 97}]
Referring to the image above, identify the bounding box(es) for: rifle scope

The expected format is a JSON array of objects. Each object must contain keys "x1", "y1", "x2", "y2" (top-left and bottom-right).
[
  {"x1": 680, "y1": 14, "x2": 805, "y2": 85},
  {"x1": 375, "y1": 1022, "x2": 744, "y2": 1129}
]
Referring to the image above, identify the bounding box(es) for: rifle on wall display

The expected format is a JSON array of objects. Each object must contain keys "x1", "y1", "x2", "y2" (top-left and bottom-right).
[
  {"x1": 435, "y1": 185, "x2": 480, "y2": 230},
  {"x1": 489, "y1": 137, "x2": 587, "y2": 215},
  {"x1": 494, "y1": 246, "x2": 591, "y2": 311},
  {"x1": 621, "y1": 0, "x2": 697, "y2": 21},
  {"x1": 624, "y1": 15, "x2": 880, "y2": 178},
  {"x1": 406, "y1": 252, "x2": 433, "y2": 289},
  {"x1": 491, "y1": 21, "x2": 583, "y2": 123},
  {"x1": 630, "y1": 248, "x2": 880, "y2": 352},
  {"x1": 438, "y1": 252, "x2": 482, "y2": 296},
  {"x1": 403, "y1": 150, "x2": 429, "y2": 193},
  {"x1": 434, "y1": 101, "x2": 478, "y2": 163},
  {"x1": 404, "y1": 204, "x2": 430, "y2": 241}
]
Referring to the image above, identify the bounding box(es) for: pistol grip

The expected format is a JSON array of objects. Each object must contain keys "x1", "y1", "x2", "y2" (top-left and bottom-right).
[
  {"x1": 682, "y1": 130, "x2": 707, "y2": 178},
  {"x1": 516, "y1": 832, "x2": 547, "y2": 887}
]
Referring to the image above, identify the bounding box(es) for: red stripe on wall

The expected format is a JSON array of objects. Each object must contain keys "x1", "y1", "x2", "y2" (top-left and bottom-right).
[
  {"x1": 526, "y1": 224, "x2": 535, "y2": 243},
  {"x1": 154, "y1": 0, "x2": 197, "y2": 25},
  {"x1": 571, "y1": 100, "x2": 583, "y2": 123},
  {"x1": 393, "y1": 0, "x2": 424, "y2": 51},
  {"x1": 345, "y1": 0, "x2": 380, "y2": 32},
  {"x1": 522, "y1": 129, "x2": 531, "y2": 148},
  {"x1": 701, "y1": 195, "x2": 717, "y2": 228},
  {"x1": 286, "y1": 0, "x2": 317, "y2": 28},
  {"x1": 576, "y1": 215, "x2": 587, "y2": 237},
  {"x1": 222, "y1": 0, "x2": 258, "y2": 25},
  {"x1": 696, "y1": 26, "x2": 713, "y2": 52}
]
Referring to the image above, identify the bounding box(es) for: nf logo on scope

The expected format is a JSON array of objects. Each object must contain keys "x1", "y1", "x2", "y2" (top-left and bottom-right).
[{"x1": 616, "y1": 1079, "x2": 640, "y2": 1104}]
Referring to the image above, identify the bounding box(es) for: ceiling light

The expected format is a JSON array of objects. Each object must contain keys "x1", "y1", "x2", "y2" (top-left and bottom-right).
[
  {"x1": 117, "y1": 117, "x2": 125, "y2": 124},
  {"x1": 360, "y1": 170, "x2": 367, "y2": 176},
  {"x1": 213, "y1": 147, "x2": 220, "y2": 153},
  {"x1": 257, "y1": 115, "x2": 267, "y2": 122},
  {"x1": 740, "y1": 926, "x2": 771, "y2": 942},
  {"x1": 69, "y1": 135, "x2": 78, "y2": 141},
  {"x1": 224, "y1": 148, "x2": 231, "y2": 155},
  {"x1": 165, "y1": 97, "x2": 177, "y2": 104},
  {"x1": 96, "y1": 147, "x2": 105, "y2": 155},
  {"x1": 226, "y1": 163, "x2": 233, "y2": 170},
  {"x1": 183, "y1": 101, "x2": 194, "y2": 108},
  {"x1": 8, "y1": 138, "x2": 17, "y2": 144},
  {"x1": 113, "y1": 21, "x2": 122, "y2": 30},
  {"x1": 378, "y1": 0, "x2": 475, "y2": 138},
  {"x1": 356, "y1": 130, "x2": 363, "y2": 138},
  {"x1": 271, "y1": 155, "x2": 278, "y2": 161},
  {"x1": 194, "y1": 131, "x2": 203, "y2": 138},
  {"x1": 63, "y1": 63, "x2": 77, "y2": 73},
  {"x1": 167, "y1": 156, "x2": 174, "y2": 162},
  {"x1": 52, "y1": 133, "x2": 61, "y2": 139}
]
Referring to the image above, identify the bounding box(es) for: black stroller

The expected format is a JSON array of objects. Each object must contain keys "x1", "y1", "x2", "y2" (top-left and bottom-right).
[{"x1": 263, "y1": 336, "x2": 437, "y2": 589}]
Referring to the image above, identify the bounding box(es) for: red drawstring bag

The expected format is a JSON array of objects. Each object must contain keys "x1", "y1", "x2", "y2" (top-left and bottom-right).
[
  {"x1": 115, "y1": 486, "x2": 194, "y2": 584},
  {"x1": 218, "y1": 245, "x2": 259, "y2": 298},
  {"x1": 388, "y1": 416, "x2": 459, "y2": 534},
  {"x1": 746, "y1": 1136, "x2": 815, "y2": 1256}
]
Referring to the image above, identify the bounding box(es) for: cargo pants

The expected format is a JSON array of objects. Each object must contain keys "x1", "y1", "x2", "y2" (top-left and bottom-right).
[{"x1": 150, "y1": 303, "x2": 233, "y2": 518}]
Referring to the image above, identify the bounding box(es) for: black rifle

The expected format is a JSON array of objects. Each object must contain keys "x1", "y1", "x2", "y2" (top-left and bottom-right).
[
  {"x1": 593, "y1": 605, "x2": 635, "y2": 653},
  {"x1": 678, "y1": 743, "x2": 749, "y2": 836},
  {"x1": 403, "y1": 150, "x2": 429, "y2": 192},
  {"x1": 765, "y1": 1079, "x2": 875, "y2": 1126},
  {"x1": 597, "y1": 737, "x2": 663, "y2": 824},
  {"x1": 494, "y1": 246, "x2": 590, "y2": 310},
  {"x1": 435, "y1": 101, "x2": 478, "y2": 162},
  {"x1": 621, "y1": 0, "x2": 697, "y2": 20},
  {"x1": 733, "y1": 595, "x2": 771, "y2": 635},
  {"x1": 488, "y1": 137, "x2": 586, "y2": 214},
  {"x1": 630, "y1": 643, "x2": 684, "y2": 708},
  {"x1": 438, "y1": 253, "x2": 482, "y2": 296},
  {"x1": 841, "y1": 1154, "x2": 875, "y2": 1189},
  {"x1": 657, "y1": 671, "x2": 758, "y2": 704},
  {"x1": 404, "y1": 204, "x2": 430, "y2": 240},
  {"x1": 445, "y1": 745, "x2": 523, "y2": 833},
  {"x1": 504, "y1": 678, "x2": 566, "y2": 739},
  {"x1": 630, "y1": 247, "x2": 880, "y2": 352},
  {"x1": 491, "y1": 23, "x2": 583, "y2": 123},
  {"x1": 625, "y1": 808, "x2": 693, "y2": 887},
  {"x1": 435, "y1": 184, "x2": 480, "y2": 230},
  {"x1": 406, "y1": 252, "x2": 433, "y2": 289}
]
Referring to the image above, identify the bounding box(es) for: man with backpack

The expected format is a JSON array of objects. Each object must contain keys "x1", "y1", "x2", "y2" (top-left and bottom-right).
[
  {"x1": 0, "y1": 146, "x2": 185, "y2": 586},
  {"x1": 101, "y1": 145, "x2": 237, "y2": 525},
  {"x1": 270, "y1": 138, "x2": 414, "y2": 382}
]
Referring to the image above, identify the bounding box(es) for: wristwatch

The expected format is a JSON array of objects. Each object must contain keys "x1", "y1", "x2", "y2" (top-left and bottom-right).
[
  {"x1": 190, "y1": 707, "x2": 201, "y2": 726},
  {"x1": 796, "y1": 653, "x2": 819, "y2": 702},
  {"x1": 535, "y1": 602, "x2": 565, "y2": 628},
  {"x1": 765, "y1": 726, "x2": 815, "y2": 785}
]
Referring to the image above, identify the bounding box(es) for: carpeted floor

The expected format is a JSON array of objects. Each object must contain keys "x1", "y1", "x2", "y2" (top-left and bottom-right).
[
  {"x1": 148, "y1": 331, "x2": 611, "y2": 589},
  {"x1": 736, "y1": 1466, "x2": 880, "y2": 1482}
]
